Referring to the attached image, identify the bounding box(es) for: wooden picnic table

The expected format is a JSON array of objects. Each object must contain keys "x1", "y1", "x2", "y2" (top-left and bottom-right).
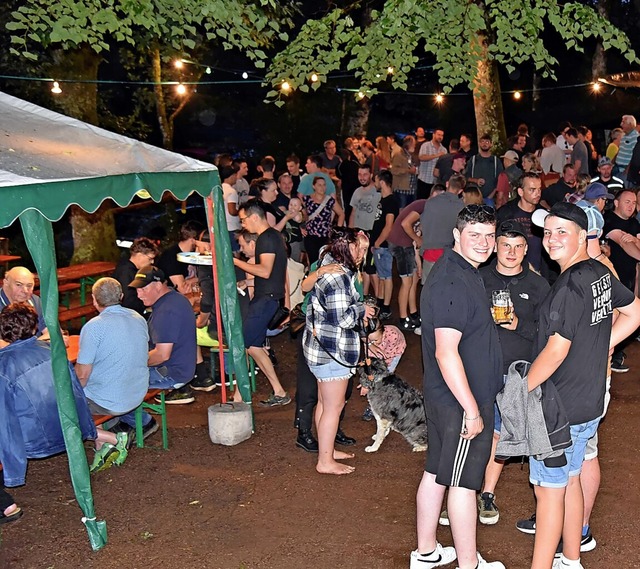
[
  {"x1": 36, "y1": 261, "x2": 116, "y2": 306},
  {"x1": 0, "y1": 254, "x2": 21, "y2": 264},
  {"x1": 66, "y1": 334, "x2": 80, "y2": 364}
]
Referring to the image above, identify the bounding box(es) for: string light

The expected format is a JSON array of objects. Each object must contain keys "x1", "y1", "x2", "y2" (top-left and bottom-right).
[
  {"x1": 387, "y1": 66, "x2": 394, "y2": 75},
  {"x1": 174, "y1": 60, "x2": 184, "y2": 69},
  {"x1": 176, "y1": 83, "x2": 187, "y2": 95},
  {"x1": 513, "y1": 90, "x2": 522, "y2": 100},
  {"x1": 242, "y1": 72, "x2": 249, "y2": 80},
  {"x1": 435, "y1": 93, "x2": 444, "y2": 104},
  {"x1": 281, "y1": 81, "x2": 291, "y2": 93},
  {"x1": 51, "y1": 81, "x2": 62, "y2": 94},
  {"x1": 592, "y1": 82, "x2": 601, "y2": 92},
  {"x1": 310, "y1": 73, "x2": 318, "y2": 83},
  {"x1": 205, "y1": 67, "x2": 212, "y2": 75},
  {"x1": 357, "y1": 91, "x2": 365, "y2": 99}
]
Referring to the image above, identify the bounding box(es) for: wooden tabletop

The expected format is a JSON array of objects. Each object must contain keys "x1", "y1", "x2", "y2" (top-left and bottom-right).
[
  {"x1": 66, "y1": 334, "x2": 80, "y2": 363},
  {"x1": 0, "y1": 254, "x2": 21, "y2": 263},
  {"x1": 55, "y1": 261, "x2": 116, "y2": 283}
]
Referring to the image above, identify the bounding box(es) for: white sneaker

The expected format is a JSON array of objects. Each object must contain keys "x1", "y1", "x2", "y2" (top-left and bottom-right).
[
  {"x1": 552, "y1": 554, "x2": 583, "y2": 569},
  {"x1": 414, "y1": 326, "x2": 422, "y2": 336},
  {"x1": 459, "y1": 552, "x2": 505, "y2": 569},
  {"x1": 410, "y1": 543, "x2": 457, "y2": 568}
]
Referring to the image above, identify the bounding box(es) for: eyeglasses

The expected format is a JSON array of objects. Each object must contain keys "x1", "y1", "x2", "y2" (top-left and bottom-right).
[{"x1": 463, "y1": 204, "x2": 495, "y2": 215}]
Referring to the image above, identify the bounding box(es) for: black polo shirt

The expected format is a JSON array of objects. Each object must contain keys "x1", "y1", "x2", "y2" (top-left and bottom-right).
[{"x1": 421, "y1": 248, "x2": 503, "y2": 408}]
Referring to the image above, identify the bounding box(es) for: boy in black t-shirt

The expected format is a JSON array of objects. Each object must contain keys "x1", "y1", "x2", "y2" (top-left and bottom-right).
[
  {"x1": 411, "y1": 205, "x2": 505, "y2": 569},
  {"x1": 234, "y1": 201, "x2": 290, "y2": 408},
  {"x1": 528, "y1": 203, "x2": 640, "y2": 569}
]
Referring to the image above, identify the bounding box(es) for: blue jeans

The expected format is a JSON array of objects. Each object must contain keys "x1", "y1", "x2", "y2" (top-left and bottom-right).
[{"x1": 120, "y1": 367, "x2": 188, "y2": 428}]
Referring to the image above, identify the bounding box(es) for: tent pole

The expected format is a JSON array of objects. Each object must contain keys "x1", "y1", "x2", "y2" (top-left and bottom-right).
[{"x1": 204, "y1": 189, "x2": 251, "y2": 403}]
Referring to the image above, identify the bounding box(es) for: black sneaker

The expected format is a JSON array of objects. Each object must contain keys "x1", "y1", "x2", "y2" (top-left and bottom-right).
[
  {"x1": 258, "y1": 393, "x2": 291, "y2": 407},
  {"x1": 191, "y1": 375, "x2": 216, "y2": 392},
  {"x1": 410, "y1": 313, "x2": 422, "y2": 327},
  {"x1": 142, "y1": 417, "x2": 160, "y2": 440},
  {"x1": 555, "y1": 529, "x2": 597, "y2": 556},
  {"x1": 379, "y1": 308, "x2": 392, "y2": 321},
  {"x1": 161, "y1": 386, "x2": 195, "y2": 405},
  {"x1": 611, "y1": 360, "x2": 630, "y2": 373},
  {"x1": 362, "y1": 406, "x2": 374, "y2": 421},
  {"x1": 516, "y1": 513, "x2": 536, "y2": 534},
  {"x1": 401, "y1": 317, "x2": 417, "y2": 331}
]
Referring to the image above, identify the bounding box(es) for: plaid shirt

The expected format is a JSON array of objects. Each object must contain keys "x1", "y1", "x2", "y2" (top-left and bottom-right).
[{"x1": 303, "y1": 257, "x2": 364, "y2": 368}]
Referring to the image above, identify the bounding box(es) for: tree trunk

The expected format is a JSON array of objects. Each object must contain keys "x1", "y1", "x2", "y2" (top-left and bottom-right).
[
  {"x1": 152, "y1": 47, "x2": 173, "y2": 150},
  {"x1": 69, "y1": 204, "x2": 119, "y2": 264},
  {"x1": 471, "y1": 33, "x2": 507, "y2": 151},
  {"x1": 345, "y1": 98, "x2": 370, "y2": 137},
  {"x1": 50, "y1": 46, "x2": 100, "y2": 125},
  {"x1": 592, "y1": 0, "x2": 609, "y2": 79}
]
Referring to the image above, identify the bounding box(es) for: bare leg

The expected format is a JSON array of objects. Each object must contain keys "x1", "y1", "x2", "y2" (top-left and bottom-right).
[
  {"x1": 398, "y1": 275, "x2": 412, "y2": 318},
  {"x1": 408, "y1": 272, "x2": 419, "y2": 314},
  {"x1": 416, "y1": 472, "x2": 446, "y2": 554},
  {"x1": 248, "y1": 346, "x2": 286, "y2": 397},
  {"x1": 382, "y1": 278, "x2": 393, "y2": 306},
  {"x1": 95, "y1": 426, "x2": 117, "y2": 450},
  {"x1": 362, "y1": 272, "x2": 372, "y2": 296},
  {"x1": 581, "y1": 456, "x2": 600, "y2": 527},
  {"x1": 196, "y1": 345, "x2": 204, "y2": 364},
  {"x1": 315, "y1": 379, "x2": 354, "y2": 475},
  {"x1": 531, "y1": 485, "x2": 565, "y2": 569},
  {"x1": 562, "y1": 475, "x2": 584, "y2": 561},
  {"x1": 449, "y1": 486, "x2": 480, "y2": 568},
  {"x1": 370, "y1": 274, "x2": 380, "y2": 299},
  {"x1": 482, "y1": 433, "x2": 504, "y2": 494}
]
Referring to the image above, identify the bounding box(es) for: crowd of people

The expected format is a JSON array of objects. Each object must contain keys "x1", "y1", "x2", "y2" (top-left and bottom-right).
[{"x1": 3, "y1": 115, "x2": 640, "y2": 569}]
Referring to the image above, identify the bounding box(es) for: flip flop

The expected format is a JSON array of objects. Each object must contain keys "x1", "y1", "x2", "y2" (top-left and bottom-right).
[{"x1": 0, "y1": 506, "x2": 23, "y2": 525}]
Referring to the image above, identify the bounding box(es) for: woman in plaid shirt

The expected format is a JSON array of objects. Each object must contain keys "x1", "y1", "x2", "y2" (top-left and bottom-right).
[{"x1": 303, "y1": 228, "x2": 376, "y2": 475}]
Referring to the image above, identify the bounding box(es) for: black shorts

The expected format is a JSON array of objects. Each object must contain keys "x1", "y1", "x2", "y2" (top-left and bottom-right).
[
  {"x1": 363, "y1": 252, "x2": 377, "y2": 275},
  {"x1": 424, "y1": 402, "x2": 494, "y2": 491}
]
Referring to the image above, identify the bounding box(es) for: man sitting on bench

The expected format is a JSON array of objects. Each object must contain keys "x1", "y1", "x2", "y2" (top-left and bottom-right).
[{"x1": 75, "y1": 278, "x2": 150, "y2": 472}]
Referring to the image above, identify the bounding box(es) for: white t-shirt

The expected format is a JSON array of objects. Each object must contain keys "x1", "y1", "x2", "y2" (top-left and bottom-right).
[
  {"x1": 540, "y1": 145, "x2": 566, "y2": 174},
  {"x1": 222, "y1": 183, "x2": 240, "y2": 231}
]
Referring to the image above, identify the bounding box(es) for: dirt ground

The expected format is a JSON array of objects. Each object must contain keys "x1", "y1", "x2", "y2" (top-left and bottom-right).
[{"x1": 2, "y1": 328, "x2": 639, "y2": 569}]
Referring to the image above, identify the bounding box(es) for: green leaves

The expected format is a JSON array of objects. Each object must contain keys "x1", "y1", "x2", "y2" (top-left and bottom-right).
[{"x1": 264, "y1": 0, "x2": 638, "y2": 103}]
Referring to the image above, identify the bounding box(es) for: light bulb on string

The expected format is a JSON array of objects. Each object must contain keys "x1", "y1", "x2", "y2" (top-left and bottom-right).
[
  {"x1": 435, "y1": 93, "x2": 444, "y2": 105},
  {"x1": 387, "y1": 66, "x2": 394, "y2": 75},
  {"x1": 357, "y1": 91, "x2": 365, "y2": 99},
  {"x1": 205, "y1": 67, "x2": 212, "y2": 75},
  {"x1": 592, "y1": 82, "x2": 601, "y2": 93},
  {"x1": 176, "y1": 83, "x2": 187, "y2": 95},
  {"x1": 51, "y1": 81, "x2": 62, "y2": 94},
  {"x1": 174, "y1": 59, "x2": 184, "y2": 69},
  {"x1": 242, "y1": 71, "x2": 249, "y2": 80},
  {"x1": 513, "y1": 90, "x2": 522, "y2": 100},
  {"x1": 310, "y1": 73, "x2": 318, "y2": 83},
  {"x1": 281, "y1": 81, "x2": 291, "y2": 93}
]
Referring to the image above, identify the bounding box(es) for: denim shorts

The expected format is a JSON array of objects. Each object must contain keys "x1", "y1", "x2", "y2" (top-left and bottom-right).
[
  {"x1": 529, "y1": 418, "x2": 600, "y2": 488},
  {"x1": 389, "y1": 243, "x2": 417, "y2": 277},
  {"x1": 372, "y1": 247, "x2": 393, "y2": 280},
  {"x1": 309, "y1": 359, "x2": 354, "y2": 382}
]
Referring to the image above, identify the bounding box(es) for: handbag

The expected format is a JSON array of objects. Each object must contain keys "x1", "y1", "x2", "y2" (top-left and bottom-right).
[{"x1": 267, "y1": 300, "x2": 290, "y2": 330}]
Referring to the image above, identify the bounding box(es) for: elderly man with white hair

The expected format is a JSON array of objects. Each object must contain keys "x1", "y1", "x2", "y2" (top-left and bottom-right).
[{"x1": 1, "y1": 266, "x2": 46, "y2": 337}]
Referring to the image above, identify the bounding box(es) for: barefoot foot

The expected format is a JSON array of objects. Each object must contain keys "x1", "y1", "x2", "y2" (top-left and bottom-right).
[
  {"x1": 333, "y1": 449, "x2": 355, "y2": 460},
  {"x1": 316, "y1": 461, "x2": 355, "y2": 475}
]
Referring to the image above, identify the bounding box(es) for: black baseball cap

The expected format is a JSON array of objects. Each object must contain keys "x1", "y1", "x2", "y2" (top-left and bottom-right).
[
  {"x1": 129, "y1": 266, "x2": 166, "y2": 288},
  {"x1": 496, "y1": 220, "x2": 528, "y2": 240},
  {"x1": 531, "y1": 202, "x2": 589, "y2": 231}
]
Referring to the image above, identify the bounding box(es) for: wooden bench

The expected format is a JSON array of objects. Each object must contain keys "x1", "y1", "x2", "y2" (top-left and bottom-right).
[
  {"x1": 58, "y1": 304, "x2": 97, "y2": 324},
  {"x1": 92, "y1": 389, "x2": 168, "y2": 450},
  {"x1": 58, "y1": 282, "x2": 82, "y2": 308}
]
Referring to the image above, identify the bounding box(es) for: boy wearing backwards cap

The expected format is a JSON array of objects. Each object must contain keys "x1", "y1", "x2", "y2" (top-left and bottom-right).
[{"x1": 526, "y1": 202, "x2": 640, "y2": 569}]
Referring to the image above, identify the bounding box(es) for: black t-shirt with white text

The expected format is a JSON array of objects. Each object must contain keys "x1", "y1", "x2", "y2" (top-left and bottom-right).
[
  {"x1": 369, "y1": 194, "x2": 400, "y2": 247},
  {"x1": 534, "y1": 259, "x2": 635, "y2": 424}
]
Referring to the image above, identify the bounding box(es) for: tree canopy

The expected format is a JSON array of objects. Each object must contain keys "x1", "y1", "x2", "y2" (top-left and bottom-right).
[
  {"x1": 264, "y1": 0, "x2": 637, "y2": 104},
  {"x1": 7, "y1": 0, "x2": 294, "y2": 67}
]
